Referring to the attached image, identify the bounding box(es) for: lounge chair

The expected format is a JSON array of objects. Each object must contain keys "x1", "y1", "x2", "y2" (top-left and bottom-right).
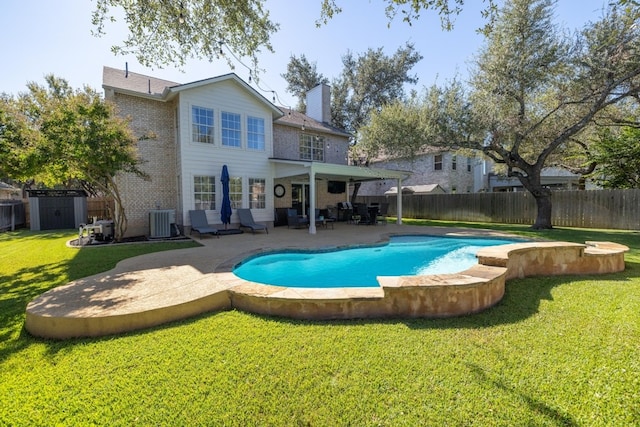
[
  {"x1": 188, "y1": 210, "x2": 219, "y2": 238},
  {"x1": 237, "y1": 208, "x2": 268, "y2": 234},
  {"x1": 287, "y1": 209, "x2": 309, "y2": 229}
]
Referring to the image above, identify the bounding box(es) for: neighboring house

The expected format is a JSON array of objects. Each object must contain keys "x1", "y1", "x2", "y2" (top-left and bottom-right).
[
  {"x1": 0, "y1": 182, "x2": 21, "y2": 199},
  {"x1": 359, "y1": 149, "x2": 590, "y2": 195},
  {"x1": 486, "y1": 166, "x2": 590, "y2": 192},
  {"x1": 102, "y1": 67, "x2": 407, "y2": 235},
  {"x1": 358, "y1": 150, "x2": 481, "y2": 196},
  {"x1": 383, "y1": 184, "x2": 446, "y2": 195}
]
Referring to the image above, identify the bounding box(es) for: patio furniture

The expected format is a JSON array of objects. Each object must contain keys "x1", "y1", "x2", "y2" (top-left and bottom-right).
[
  {"x1": 311, "y1": 208, "x2": 335, "y2": 229},
  {"x1": 355, "y1": 204, "x2": 375, "y2": 225},
  {"x1": 287, "y1": 209, "x2": 309, "y2": 228},
  {"x1": 237, "y1": 208, "x2": 268, "y2": 234},
  {"x1": 188, "y1": 210, "x2": 219, "y2": 239},
  {"x1": 376, "y1": 203, "x2": 389, "y2": 225}
]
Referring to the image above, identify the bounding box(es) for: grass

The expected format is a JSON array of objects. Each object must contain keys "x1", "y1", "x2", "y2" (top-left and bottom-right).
[{"x1": 1, "y1": 224, "x2": 639, "y2": 426}]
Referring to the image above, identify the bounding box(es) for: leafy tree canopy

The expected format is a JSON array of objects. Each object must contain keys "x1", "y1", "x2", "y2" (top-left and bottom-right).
[
  {"x1": 281, "y1": 55, "x2": 329, "y2": 113},
  {"x1": 333, "y1": 43, "x2": 422, "y2": 133},
  {"x1": 589, "y1": 126, "x2": 640, "y2": 189},
  {"x1": 319, "y1": 0, "x2": 499, "y2": 31},
  {"x1": 0, "y1": 75, "x2": 147, "y2": 240},
  {"x1": 92, "y1": 0, "x2": 279, "y2": 69},
  {"x1": 358, "y1": 0, "x2": 640, "y2": 229}
]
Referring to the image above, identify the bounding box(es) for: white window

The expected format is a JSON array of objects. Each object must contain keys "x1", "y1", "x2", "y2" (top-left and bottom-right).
[
  {"x1": 222, "y1": 112, "x2": 241, "y2": 147},
  {"x1": 434, "y1": 154, "x2": 443, "y2": 171},
  {"x1": 247, "y1": 116, "x2": 265, "y2": 150},
  {"x1": 300, "y1": 134, "x2": 324, "y2": 161},
  {"x1": 249, "y1": 178, "x2": 266, "y2": 209},
  {"x1": 229, "y1": 177, "x2": 243, "y2": 209},
  {"x1": 194, "y1": 176, "x2": 215, "y2": 210},
  {"x1": 192, "y1": 106, "x2": 214, "y2": 144}
]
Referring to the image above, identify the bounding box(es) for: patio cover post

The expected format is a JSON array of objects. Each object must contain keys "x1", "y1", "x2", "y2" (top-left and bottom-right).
[
  {"x1": 396, "y1": 177, "x2": 403, "y2": 224},
  {"x1": 308, "y1": 169, "x2": 317, "y2": 234}
]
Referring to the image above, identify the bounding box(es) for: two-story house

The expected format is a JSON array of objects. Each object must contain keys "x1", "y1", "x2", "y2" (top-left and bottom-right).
[
  {"x1": 102, "y1": 66, "x2": 407, "y2": 235},
  {"x1": 358, "y1": 148, "x2": 483, "y2": 196}
]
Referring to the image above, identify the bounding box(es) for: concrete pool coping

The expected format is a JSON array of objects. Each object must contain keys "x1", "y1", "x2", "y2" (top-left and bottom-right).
[{"x1": 24, "y1": 223, "x2": 628, "y2": 339}]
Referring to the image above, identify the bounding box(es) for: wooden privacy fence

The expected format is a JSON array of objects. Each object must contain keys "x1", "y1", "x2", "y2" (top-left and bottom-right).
[
  {"x1": 358, "y1": 189, "x2": 640, "y2": 230},
  {"x1": 0, "y1": 200, "x2": 26, "y2": 231},
  {"x1": 87, "y1": 197, "x2": 114, "y2": 221}
]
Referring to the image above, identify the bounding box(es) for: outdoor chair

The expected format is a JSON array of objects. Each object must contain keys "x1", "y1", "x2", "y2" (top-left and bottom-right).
[
  {"x1": 376, "y1": 203, "x2": 389, "y2": 225},
  {"x1": 237, "y1": 208, "x2": 268, "y2": 234},
  {"x1": 355, "y1": 204, "x2": 374, "y2": 225},
  {"x1": 287, "y1": 209, "x2": 309, "y2": 229},
  {"x1": 188, "y1": 210, "x2": 220, "y2": 239}
]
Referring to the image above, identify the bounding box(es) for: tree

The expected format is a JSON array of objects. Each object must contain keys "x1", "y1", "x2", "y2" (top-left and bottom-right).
[
  {"x1": 0, "y1": 76, "x2": 148, "y2": 241},
  {"x1": 92, "y1": 0, "x2": 279, "y2": 69},
  {"x1": 281, "y1": 55, "x2": 329, "y2": 112},
  {"x1": 331, "y1": 43, "x2": 423, "y2": 133},
  {"x1": 358, "y1": 0, "x2": 640, "y2": 229},
  {"x1": 91, "y1": 0, "x2": 637, "y2": 72},
  {"x1": 319, "y1": 0, "x2": 499, "y2": 31},
  {"x1": 589, "y1": 126, "x2": 640, "y2": 188}
]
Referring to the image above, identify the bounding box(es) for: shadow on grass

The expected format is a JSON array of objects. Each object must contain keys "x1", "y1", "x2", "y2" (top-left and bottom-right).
[
  {"x1": 466, "y1": 362, "x2": 579, "y2": 426},
  {"x1": 0, "y1": 234, "x2": 199, "y2": 363}
]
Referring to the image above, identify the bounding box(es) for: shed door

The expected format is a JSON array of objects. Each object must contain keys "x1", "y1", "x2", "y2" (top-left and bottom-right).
[{"x1": 39, "y1": 197, "x2": 76, "y2": 230}]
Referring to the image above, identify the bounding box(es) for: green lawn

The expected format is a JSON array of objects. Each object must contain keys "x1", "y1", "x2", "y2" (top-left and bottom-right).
[{"x1": 1, "y1": 224, "x2": 639, "y2": 426}]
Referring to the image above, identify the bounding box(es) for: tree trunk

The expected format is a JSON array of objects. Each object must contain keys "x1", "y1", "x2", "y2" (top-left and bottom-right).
[
  {"x1": 350, "y1": 182, "x2": 361, "y2": 204},
  {"x1": 531, "y1": 187, "x2": 553, "y2": 229}
]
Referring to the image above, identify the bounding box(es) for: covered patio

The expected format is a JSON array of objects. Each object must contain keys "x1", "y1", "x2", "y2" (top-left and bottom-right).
[{"x1": 270, "y1": 159, "x2": 409, "y2": 234}]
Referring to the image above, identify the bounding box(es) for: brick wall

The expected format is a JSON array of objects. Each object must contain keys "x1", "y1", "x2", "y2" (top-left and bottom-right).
[
  {"x1": 359, "y1": 152, "x2": 476, "y2": 195},
  {"x1": 273, "y1": 124, "x2": 349, "y2": 165},
  {"x1": 272, "y1": 123, "x2": 350, "y2": 212},
  {"x1": 111, "y1": 94, "x2": 178, "y2": 237}
]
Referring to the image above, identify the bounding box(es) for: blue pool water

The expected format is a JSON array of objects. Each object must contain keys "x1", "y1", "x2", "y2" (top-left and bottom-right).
[{"x1": 233, "y1": 235, "x2": 517, "y2": 288}]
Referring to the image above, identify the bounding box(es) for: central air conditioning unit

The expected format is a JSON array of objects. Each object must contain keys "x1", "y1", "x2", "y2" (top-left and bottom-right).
[{"x1": 149, "y1": 209, "x2": 175, "y2": 238}]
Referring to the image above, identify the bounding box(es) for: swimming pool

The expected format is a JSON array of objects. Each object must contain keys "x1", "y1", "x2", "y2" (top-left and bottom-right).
[{"x1": 233, "y1": 235, "x2": 518, "y2": 288}]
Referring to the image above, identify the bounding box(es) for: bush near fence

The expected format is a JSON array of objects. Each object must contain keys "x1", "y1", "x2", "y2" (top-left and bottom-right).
[{"x1": 358, "y1": 189, "x2": 640, "y2": 230}]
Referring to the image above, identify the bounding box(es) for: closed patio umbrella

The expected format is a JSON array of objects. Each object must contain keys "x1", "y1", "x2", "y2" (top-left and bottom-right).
[{"x1": 220, "y1": 165, "x2": 232, "y2": 229}]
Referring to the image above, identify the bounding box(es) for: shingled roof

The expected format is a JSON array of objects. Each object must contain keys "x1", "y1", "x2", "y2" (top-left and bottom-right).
[
  {"x1": 275, "y1": 108, "x2": 351, "y2": 138},
  {"x1": 102, "y1": 66, "x2": 179, "y2": 98}
]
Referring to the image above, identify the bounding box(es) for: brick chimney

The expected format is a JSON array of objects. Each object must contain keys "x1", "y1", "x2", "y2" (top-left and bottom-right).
[{"x1": 305, "y1": 84, "x2": 331, "y2": 124}]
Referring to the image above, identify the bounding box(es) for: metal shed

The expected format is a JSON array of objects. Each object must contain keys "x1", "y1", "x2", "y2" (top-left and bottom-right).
[{"x1": 27, "y1": 189, "x2": 88, "y2": 231}]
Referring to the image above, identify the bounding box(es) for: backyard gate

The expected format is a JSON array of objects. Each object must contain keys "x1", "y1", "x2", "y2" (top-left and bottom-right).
[{"x1": 27, "y1": 189, "x2": 88, "y2": 231}]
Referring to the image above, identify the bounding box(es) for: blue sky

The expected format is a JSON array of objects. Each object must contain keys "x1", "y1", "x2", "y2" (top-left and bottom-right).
[{"x1": 1, "y1": 0, "x2": 607, "y2": 108}]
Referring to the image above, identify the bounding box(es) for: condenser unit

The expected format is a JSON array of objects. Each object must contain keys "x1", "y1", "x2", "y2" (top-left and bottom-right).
[{"x1": 149, "y1": 209, "x2": 175, "y2": 238}]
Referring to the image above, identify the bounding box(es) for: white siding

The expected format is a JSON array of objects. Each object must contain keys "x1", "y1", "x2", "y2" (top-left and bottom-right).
[{"x1": 176, "y1": 79, "x2": 275, "y2": 225}]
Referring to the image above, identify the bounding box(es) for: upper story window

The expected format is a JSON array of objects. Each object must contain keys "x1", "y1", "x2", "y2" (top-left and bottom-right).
[
  {"x1": 247, "y1": 116, "x2": 265, "y2": 151},
  {"x1": 194, "y1": 175, "x2": 215, "y2": 210},
  {"x1": 229, "y1": 177, "x2": 243, "y2": 209},
  {"x1": 192, "y1": 106, "x2": 214, "y2": 144},
  {"x1": 467, "y1": 157, "x2": 472, "y2": 172},
  {"x1": 434, "y1": 154, "x2": 443, "y2": 171},
  {"x1": 300, "y1": 134, "x2": 324, "y2": 162},
  {"x1": 452, "y1": 155, "x2": 457, "y2": 170},
  {"x1": 222, "y1": 111, "x2": 241, "y2": 147}
]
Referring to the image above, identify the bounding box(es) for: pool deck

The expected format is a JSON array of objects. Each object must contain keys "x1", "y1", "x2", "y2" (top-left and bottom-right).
[{"x1": 24, "y1": 223, "x2": 628, "y2": 339}]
